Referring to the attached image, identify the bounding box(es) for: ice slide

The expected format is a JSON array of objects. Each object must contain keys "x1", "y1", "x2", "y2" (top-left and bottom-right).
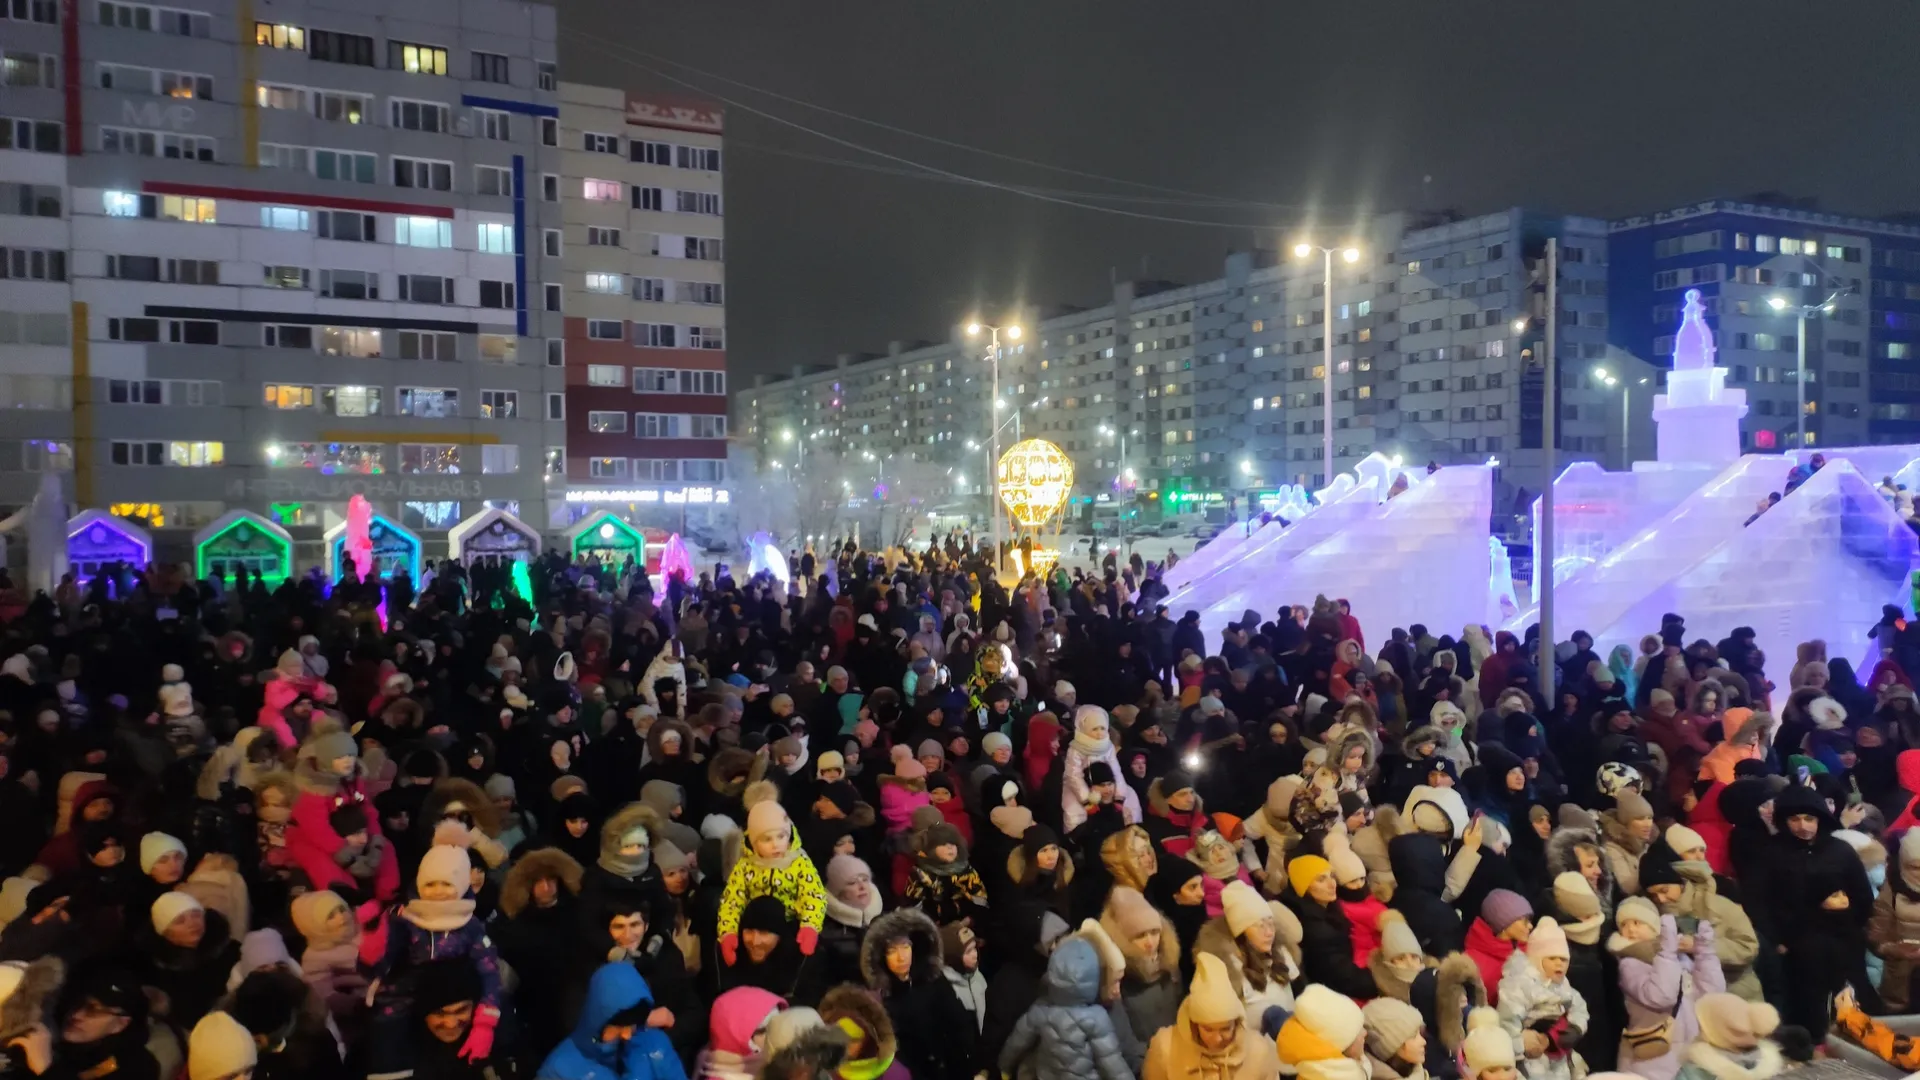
[
  {"x1": 1575, "y1": 459, "x2": 1915, "y2": 684},
  {"x1": 1159, "y1": 515, "x2": 1283, "y2": 594},
  {"x1": 1165, "y1": 477, "x2": 1382, "y2": 613},
  {"x1": 1192, "y1": 465, "x2": 1495, "y2": 645}
]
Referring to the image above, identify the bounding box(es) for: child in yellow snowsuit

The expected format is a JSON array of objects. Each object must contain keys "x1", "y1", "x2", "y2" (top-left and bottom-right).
[{"x1": 717, "y1": 786, "x2": 828, "y2": 964}]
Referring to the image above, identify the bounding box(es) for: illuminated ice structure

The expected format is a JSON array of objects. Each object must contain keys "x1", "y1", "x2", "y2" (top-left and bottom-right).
[
  {"x1": 1167, "y1": 456, "x2": 1493, "y2": 646},
  {"x1": 746, "y1": 531, "x2": 790, "y2": 586},
  {"x1": 1506, "y1": 288, "x2": 1918, "y2": 677}
]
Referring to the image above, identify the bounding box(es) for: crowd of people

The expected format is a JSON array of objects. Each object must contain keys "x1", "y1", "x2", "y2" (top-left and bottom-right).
[{"x1": 2, "y1": 538, "x2": 1920, "y2": 1080}]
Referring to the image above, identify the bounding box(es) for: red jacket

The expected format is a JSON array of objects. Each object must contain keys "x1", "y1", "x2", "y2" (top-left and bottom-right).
[
  {"x1": 1889, "y1": 749, "x2": 1920, "y2": 833},
  {"x1": 1687, "y1": 781, "x2": 1734, "y2": 875},
  {"x1": 1464, "y1": 917, "x2": 1521, "y2": 1006}
]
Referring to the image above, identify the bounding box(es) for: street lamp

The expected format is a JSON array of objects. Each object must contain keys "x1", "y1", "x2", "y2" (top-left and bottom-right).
[
  {"x1": 1591, "y1": 367, "x2": 1649, "y2": 469},
  {"x1": 1767, "y1": 291, "x2": 1843, "y2": 450},
  {"x1": 1293, "y1": 241, "x2": 1361, "y2": 484},
  {"x1": 966, "y1": 319, "x2": 1023, "y2": 572}
]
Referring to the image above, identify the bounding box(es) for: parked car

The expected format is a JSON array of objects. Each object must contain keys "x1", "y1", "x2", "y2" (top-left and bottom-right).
[{"x1": 1188, "y1": 523, "x2": 1225, "y2": 541}]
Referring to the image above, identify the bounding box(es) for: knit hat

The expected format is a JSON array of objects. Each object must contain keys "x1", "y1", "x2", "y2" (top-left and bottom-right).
[
  {"x1": 1664, "y1": 823, "x2": 1707, "y2": 857},
  {"x1": 1552, "y1": 872, "x2": 1601, "y2": 921},
  {"x1": 815, "y1": 751, "x2": 845, "y2": 775},
  {"x1": 1186, "y1": 952, "x2": 1242, "y2": 1025},
  {"x1": 741, "y1": 895, "x2": 791, "y2": 934},
  {"x1": 1694, "y1": 992, "x2": 1780, "y2": 1052},
  {"x1": 1106, "y1": 887, "x2": 1161, "y2": 939},
  {"x1": 982, "y1": 732, "x2": 1012, "y2": 757},
  {"x1": 1362, "y1": 998, "x2": 1425, "y2": 1061},
  {"x1": 1378, "y1": 911, "x2": 1421, "y2": 960},
  {"x1": 303, "y1": 728, "x2": 357, "y2": 765},
  {"x1": 916, "y1": 739, "x2": 944, "y2": 763},
  {"x1": 652, "y1": 839, "x2": 690, "y2": 873},
  {"x1": 1479, "y1": 889, "x2": 1531, "y2": 934},
  {"x1": 1085, "y1": 761, "x2": 1116, "y2": 786},
  {"x1": 1328, "y1": 845, "x2": 1367, "y2": 886},
  {"x1": 1286, "y1": 984, "x2": 1365, "y2": 1059},
  {"x1": 1614, "y1": 788, "x2": 1654, "y2": 823},
  {"x1": 151, "y1": 891, "x2": 203, "y2": 935},
  {"x1": 1288, "y1": 854, "x2": 1332, "y2": 898},
  {"x1": 1220, "y1": 880, "x2": 1271, "y2": 936},
  {"x1": 1462, "y1": 1008, "x2": 1515, "y2": 1073},
  {"x1": 140, "y1": 832, "x2": 186, "y2": 875},
  {"x1": 746, "y1": 799, "x2": 791, "y2": 844},
  {"x1": 826, "y1": 854, "x2": 872, "y2": 898},
  {"x1": 417, "y1": 844, "x2": 471, "y2": 896},
  {"x1": 1615, "y1": 895, "x2": 1660, "y2": 932},
  {"x1": 1528, "y1": 917, "x2": 1569, "y2": 962},
  {"x1": 1649, "y1": 688, "x2": 1675, "y2": 712},
  {"x1": 187, "y1": 1011, "x2": 257, "y2": 1080},
  {"x1": 893, "y1": 757, "x2": 927, "y2": 781}
]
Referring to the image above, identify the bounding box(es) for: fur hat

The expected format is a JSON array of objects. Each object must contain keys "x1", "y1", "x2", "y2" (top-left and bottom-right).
[
  {"x1": 140, "y1": 832, "x2": 186, "y2": 875},
  {"x1": 1693, "y1": 992, "x2": 1779, "y2": 1051},
  {"x1": 1186, "y1": 952, "x2": 1242, "y2": 1025},
  {"x1": 188, "y1": 1011, "x2": 258, "y2": 1080},
  {"x1": 1220, "y1": 880, "x2": 1270, "y2": 936},
  {"x1": 816, "y1": 751, "x2": 845, "y2": 775},
  {"x1": 1362, "y1": 997, "x2": 1425, "y2": 1062},
  {"x1": 1809, "y1": 696, "x2": 1847, "y2": 731},
  {"x1": 151, "y1": 891, "x2": 203, "y2": 935},
  {"x1": 1462, "y1": 1008, "x2": 1514, "y2": 1072}
]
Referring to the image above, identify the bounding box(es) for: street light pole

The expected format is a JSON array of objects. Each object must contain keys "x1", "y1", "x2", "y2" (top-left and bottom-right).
[
  {"x1": 967, "y1": 320, "x2": 1023, "y2": 575},
  {"x1": 1294, "y1": 242, "x2": 1361, "y2": 486},
  {"x1": 1539, "y1": 237, "x2": 1559, "y2": 705}
]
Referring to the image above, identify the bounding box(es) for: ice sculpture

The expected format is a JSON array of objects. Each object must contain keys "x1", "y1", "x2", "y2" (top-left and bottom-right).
[
  {"x1": 747, "y1": 531, "x2": 789, "y2": 585},
  {"x1": 659, "y1": 532, "x2": 694, "y2": 583},
  {"x1": 1192, "y1": 466, "x2": 1494, "y2": 644},
  {"x1": 25, "y1": 471, "x2": 67, "y2": 595},
  {"x1": 1652, "y1": 290, "x2": 1748, "y2": 466},
  {"x1": 343, "y1": 494, "x2": 375, "y2": 581},
  {"x1": 1488, "y1": 536, "x2": 1520, "y2": 626}
]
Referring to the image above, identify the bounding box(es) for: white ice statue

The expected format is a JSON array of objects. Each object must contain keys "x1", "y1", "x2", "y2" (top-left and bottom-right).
[{"x1": 1653, "y1": 288, "x2": 1747, "y2": 465}]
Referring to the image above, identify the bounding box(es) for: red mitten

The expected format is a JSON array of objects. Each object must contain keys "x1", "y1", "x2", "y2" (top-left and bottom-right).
[
  {"x1": 796, "y1": 926, "x2": 818, "y2": 956},
  {"x1": 720, "y1": 933, "x2": 739, "y2": 965},
  {"x1": 357, "y1": 908, "x2": 390, "y2": 967},
  {"x1": 459, "y1": 1006, "x2": 499, "y2": 1061}
]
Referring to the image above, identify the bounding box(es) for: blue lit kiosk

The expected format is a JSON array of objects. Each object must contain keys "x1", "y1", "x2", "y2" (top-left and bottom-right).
[
  {"x1": 66, "y1": 510, "x2": 152, "y2": 582},
  {"x1": 447, "y1": 507, "x2": 541, "y2": 567},
  {"x1": 567, "y1": 510, "x2": 645, "y2": 564},
  {"x1": 323, "y1": 512, "x2": 423, "y2": 583},
  {"x1": 194, "y1": 510, "x2": 294, "y2": 587}
]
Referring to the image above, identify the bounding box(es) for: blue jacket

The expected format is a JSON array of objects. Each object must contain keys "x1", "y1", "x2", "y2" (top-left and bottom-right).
[
  {"x1": 998, "y1": 938, "x2": 1132, "y2": 1080},
  {"x1": 538, "y1": 963, "x2": 689, "y2": 1080}
]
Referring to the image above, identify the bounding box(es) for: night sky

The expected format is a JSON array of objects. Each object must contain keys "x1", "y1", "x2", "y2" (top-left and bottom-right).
[{"x1": 561, "y1": 1, "x2": 1920, "y2": 381}]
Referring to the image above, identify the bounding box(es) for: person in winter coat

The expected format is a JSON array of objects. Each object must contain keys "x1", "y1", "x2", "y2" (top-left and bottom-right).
[
  {"x1": 493, "y1": 847, "x2": 585, "y2": 1057},
  {"x1": 696, "y1": 985, "x2": 783, "y2": 1080},
  {"x1": 1366, "y1": 913, "x2": 1484, "y2": 1080},
  {"x1": 859, "y1": 908, "x2": 976, "y2": 1080},
  {"x1": 362, "y1": 840, "x2": 503, "y2": 1077},
  {"x1": 1494, "y1": 918, "x2": 1587, "y2": 1080},
  {"x1": 1362, "y1": 997, "x2": 1431, "y2": 1080},
  {"x1": 1673, "y1": 993, "x2": 1783, "y2": 1080},
  {"x1": 1288, "y1": 854, "x2": 1381, "y2": 1001},
  {"x1": 1639, "y1": 841, "x2": 1761, "y2": 1002},
  {"x1": 1640, "y1": 688, "x2": 1712, "y2": 808},
  {"x1": 1600, "y1": 791, "x2": 1654, "y2": 899},
  {"x1": 1099, "y1": 886, "x2": 1182, "y2": 1051},
  {"x1": 1760, "y1": 783, "x2": 1873, "y2": 1035},
  {"x1": 540, "y1": 962, "x2": 689, "y2": 1080},
  {"x1": 1868, "y1": 828, "x2": 1920, "y2": 1010},
  {"x1": 1143, "y1": 950, "x2": 1279, "y2": 1080},
  {"x1": 981, "y1": 903, "x2": 1073, "y2": 1062},
  {"x1": 818, "y1": 854, "x2": 881, "y2": 989},
  {"x1": 1465, "y1": 890, "x2": 1532, "y2": 1005},
  {"x1": 903, "y1": 821, "x2": 988, "y2": 925},
  {"x1": 288, "y1": 889, "x2": 365, "y2": 1022},
  {"x1": 1275, "y1": 984, "x2": 1370, "y2": 1080},
  {"x1": 939, "y1": 923, "x2": 986, "y2": 1033},
  {"x1": 717, "y1": 794, "x2": 827, "y2": 966},
  {"x1": 1193, "y1": 879, "x2": 1302, "y2": 1032},
  {"x1": 1607, "y1": 899, "x2": 1723, "y2": 1080},
  {"x1": 998, "y1": 935, "x2": 1133, "y2": 1080},
  {"x1": 1695, "y1": 710, "x2": 1773, "y2": 788},
  {"x1": 286, "y1": 722, "x2": 401, "y2": 904},
  {"x1": 1062, "y1": 707, "x2": 1140, "y2": 831},
  {"x1": 139, "y1": 891, "x2": 240, "y2": 1030},
  {"x1": 1390, "y1": 833, "x2": 1468, "y2": 957},
  {"x1": 817, "y1": 985, "x2": 910, "y2": 1080},
  {"x1": 1537, "y1": 873, "x2": 1615, "y2": 1072}
]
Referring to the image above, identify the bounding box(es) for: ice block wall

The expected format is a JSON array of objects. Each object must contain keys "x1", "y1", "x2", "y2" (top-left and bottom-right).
[
  {"x1": 1577, "y1": 460, "x2": 1915, "y2": 684},
  {"x1": 1193, "y1": 466, "x2": 1493, "y2": 645}
]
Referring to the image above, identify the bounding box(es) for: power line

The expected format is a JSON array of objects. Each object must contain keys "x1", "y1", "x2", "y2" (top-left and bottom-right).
[
  {"x1": 559, "y1": 33, "x2": 1308, "y2": 211},
  {"x1": 561, "y1": 31, "x2": 1290, "y2": 230}
]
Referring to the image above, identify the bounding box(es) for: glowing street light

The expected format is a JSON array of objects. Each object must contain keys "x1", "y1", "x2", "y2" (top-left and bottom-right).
[
  {"x1": 1766, "y1": 288, "x2": 1848, "y2": 449},
  {"x1": 966, "y1": 319, "x2": 1024, "y2": 572}
]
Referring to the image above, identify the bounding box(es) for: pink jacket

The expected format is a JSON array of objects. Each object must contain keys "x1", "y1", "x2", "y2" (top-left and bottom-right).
[
  {"x1": 286, "y1": 773, "x2": 399, "y2": 902},
  {"x1": 879, "y1": 779, "x2": 931, "y2": 835}
]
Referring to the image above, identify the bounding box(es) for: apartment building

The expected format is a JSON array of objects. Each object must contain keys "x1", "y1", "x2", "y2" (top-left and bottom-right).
[
  {"x1": 1609, "y1": 198, "x2": 1917, "y2": 450},
  {"x1": 554, "y1": 83, "x2": 729, "y2": 532},
  {"x1": 0, "y1": 0, "x2": 567, "y2": 560},
  {"x1": 739, "y1": 208, "x2": 1635, "y2": 522}
]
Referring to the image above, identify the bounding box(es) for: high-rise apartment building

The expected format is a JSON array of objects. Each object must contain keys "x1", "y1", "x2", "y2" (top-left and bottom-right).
[
  {"x1": 739, "y1": 208, "x2": 1642, "y2": 528},
  {"x1": 553, "y1": 84, "x2": 729, "y2": 532}
]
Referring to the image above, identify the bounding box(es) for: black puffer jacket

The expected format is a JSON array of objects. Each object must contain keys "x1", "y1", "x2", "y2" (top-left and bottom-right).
[
  {"x1": 862, "y1": 908, "x2": 978, "y2": 1080},
  {"x1": 1290, "y1": 892, "x2": 1378, "y2": 1000},
  {"x1": 1388, "y1": 833, "x2": 1464, "y2": 956}
]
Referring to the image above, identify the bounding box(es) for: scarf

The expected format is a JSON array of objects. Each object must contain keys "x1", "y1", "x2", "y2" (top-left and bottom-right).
[
  {"x1": 1562, "y1": 913, "x2": 1605, "y2": 946},
  {"x1": 600, "y1": 848, "x2": 651, "y2": 879},
  {"x1": 401, "y1": 898, "x2": 476, "y2": 932},
  {"x1": 1071, "y1": 728, "x2": 1109, "y2": 757},
  {"x1": 1606, "y1": 931, "x2": 1658, "y2": 964},
  {"x1": 826, "y1": 890, "x2": 882, "y2": 929}
]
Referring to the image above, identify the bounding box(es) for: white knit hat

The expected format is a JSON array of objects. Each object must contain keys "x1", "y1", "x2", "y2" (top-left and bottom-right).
[
  {"x1": 188, "y1": 1011, "x2": 258, "y2": 1080},
  {"x1": 416, "y1": 844, "x2": 471, "y2": 896},
  {"x1": 1291, "y1": 984, "x2": 1364, "y2": 1055},
  {"x1": 1462, "y1": 1008, "x2": 1515, "y2": 1073},
  {"x1": 1220, "y1": 880, "x2": 1270, "y2": 937},
  {"x1": 151, "y1": 891, "x2": 203, "y2": 935},
  {"x1": 140, "y1": 832, "x2": 186, "y2": 875}
]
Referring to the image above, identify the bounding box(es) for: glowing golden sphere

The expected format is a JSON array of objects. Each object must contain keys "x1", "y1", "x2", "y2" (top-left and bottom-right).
[{"x1": 996, "y1": 438, "x2": 1075, "y2": 528}]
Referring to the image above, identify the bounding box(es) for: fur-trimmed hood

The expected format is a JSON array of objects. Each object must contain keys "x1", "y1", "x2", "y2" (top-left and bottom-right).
[
  {"x1": 600, "y1": 802, "x2": 665, "y2": 867},
  {"x1": 500, "y1": 848, "x2": 584, "y2": 918},
  {"x1": 1006, "y1": 844, "x2": 1075, "y2": 890},
  {"x1": 1431, "y1": 953, "x2": 1481, "y2": 1052},
  {"x1": 818, "y1": 984, "x2": 896, "y2": 1064},
  {"x1": 647, "y1": 718, "x2": 694, "y2": 762},
  {"x1": 1401, "y1": 725, "x2": 1450, "y2": 758},
  {"x1": 1147, "y1": 776, "x2": 1205, "y2": 823},
  {"x1": 425, "y1": 777, "x2": 503, "y2": 837},
  {"x1": 707, "y1": 746, "x2": 760, "y2": 798},
  {"x1": 859, "y1": 907, "x2": 943, "y2": 989},
  {"x1": 0, "y1": 956, "x2": 62, "y2": 1042},
  {"x1": 762, "y1": 1024, "x2": 849, "y2": 1080},
  {"x1": 1100, "y1": 825, "x2": 1158, "y2": 892},
  {"x1": 1545, "y1": 827, "x2": 1612, "y2": 915},
  {"x1": 1099, "y1": 906, "x2": 1181, "y2": 984}
]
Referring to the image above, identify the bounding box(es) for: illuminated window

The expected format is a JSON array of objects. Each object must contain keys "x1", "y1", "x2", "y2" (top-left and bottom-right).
[
  {"x1": 394, "y1": 215, "x2": 451, "y2": 248},
  {"x1": 585, "y1": 272, "x2": 622, "y2": 294},
  {"x1": 161, "y1": 195, "x2": 215, "y2": 222},
  {"x1": 254, "y1": 21, "x2": 303, "y2": 49},
  {"x1": 262, "y1": 383, "x2": 313, "y2": 409},
  {"x1": 388, "y1": 41, "x2": 447, "y2": 76},
  {"x1": 167, "y1": 440, "x2": 222, "y2": 466},
  {"x1": 582, "y1": 179, "x2": 621, "y2": 201}
]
